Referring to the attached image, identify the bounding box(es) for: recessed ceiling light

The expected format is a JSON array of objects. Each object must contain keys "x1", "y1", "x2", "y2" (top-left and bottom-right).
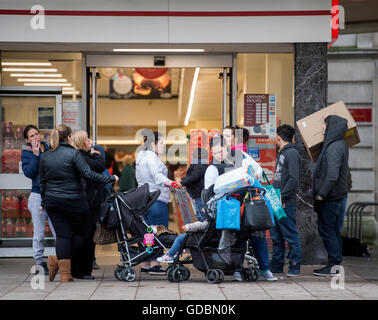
[
  {"x1": 113, "y1": 48, "x2": 205, "y2": 52},
  {"x1": 17, "y1": 78, "x2": 67, "y2": 82},
  {"x1": 62, "y1": 91, "x2": 80, "y2": 95},
  {"x1": 3, "y1": 68, "x2": 58, "y2": 72},
  {"x1": 23, "y1": 83, "x2": 72, "y2": 87},
  {"x1": 1, "y1": 62, "x2": 52, "y2": 66},
  {"x1": 10, "y1": 73, "x2": 63, "y2": 77}
]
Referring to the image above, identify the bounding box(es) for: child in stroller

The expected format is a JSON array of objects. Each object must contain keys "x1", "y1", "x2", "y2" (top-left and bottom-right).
[
  {"x1": 156, "y1": 185, "x2": 262, "y2": 284},
  {"x1": 100, "y1": 183, "x2": 179, "y2": 282}
]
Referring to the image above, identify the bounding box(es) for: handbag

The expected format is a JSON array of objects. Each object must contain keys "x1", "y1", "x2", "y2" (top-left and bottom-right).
[
  {"x1": 93, "y1": 223, "x2": 118, "y2": 245},
  {"x1": 100, "y1": 197, "x2": 119, "y2": 229},
  {"x1": 242, "y1": 189, "x2": 274, "y2": 231},
  {"x1": 261, "y1": 172, "x2": 287, "y2": 222},
  {"x1": 216, "y1": 196, "x2": 241, "y2": 230}
]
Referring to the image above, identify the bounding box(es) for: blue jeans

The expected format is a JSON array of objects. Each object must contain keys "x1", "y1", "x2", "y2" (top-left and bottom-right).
[
  {"x1": 236, "y1": 233, "x2": 270, "y2": 272},
  {"x1": 250, "y1": 234, "x2": 270, "y2": 272},
  {"x1": 168, "y1": 234, "x2": 187, "y2": 257},
  {"x1": 28, "y1": 192, "x2": 56, "y2": 264},
  {"x1": 317, "y1": 199, "x2": 344, "y2": 264},
  {"x1": 339, "y1": 196, "x2": 348, "y2": 233},
  {"x1": 193, "y1": 197, "x2": 206, "y2": 222},
  {"x1": 270, "y1": 206, "x2": 302, "y2": 272},
  {"x1": 144, "y1": 200, "x2": 169, "y2": 228}
]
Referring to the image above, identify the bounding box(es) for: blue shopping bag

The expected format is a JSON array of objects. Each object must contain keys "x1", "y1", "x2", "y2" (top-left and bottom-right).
[
  {"x1": 261, "y1": 172, "x2": 287, "y2": 222},
  {"x1": 216, "y1": 196, "x2": 241, "y2": 230}
]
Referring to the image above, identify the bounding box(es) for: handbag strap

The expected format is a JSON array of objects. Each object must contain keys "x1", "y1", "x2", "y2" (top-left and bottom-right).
[{"x1": 262, "y1": 171, "x2": 271, "y2": 185}]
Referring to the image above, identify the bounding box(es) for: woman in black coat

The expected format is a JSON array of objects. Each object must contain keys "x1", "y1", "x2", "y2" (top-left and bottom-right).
[
  {"x1": 70, "y1": 130, "x2": 108, "y2": 279},
  {"x1": 40, "y1": 125, "x2": 118, "y2": 282},
  {"x1": 179, "y1": 148, "x2": 208, "y2": 221}
]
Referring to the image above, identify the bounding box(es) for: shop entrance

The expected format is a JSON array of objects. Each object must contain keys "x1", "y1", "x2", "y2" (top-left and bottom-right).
[{"x1": 85, "y1": 54, "x2": 234, "y2": 258}]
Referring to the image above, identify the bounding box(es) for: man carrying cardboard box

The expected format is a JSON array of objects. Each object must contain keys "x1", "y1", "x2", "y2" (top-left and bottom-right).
[{"x1": 312, "y1": 115, "x2": 349, "y2": 277}]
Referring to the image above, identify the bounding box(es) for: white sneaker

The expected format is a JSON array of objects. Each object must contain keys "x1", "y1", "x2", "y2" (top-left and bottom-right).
[
  {"x1": 232, "y1": 271, "x2": 243, "y2": 282},
  {"x1": 258, "y1": 270, "x2": 278, "y2": 281},
  {"x1": 156, "y1": 254, "x2": 174, "y2": 264}
]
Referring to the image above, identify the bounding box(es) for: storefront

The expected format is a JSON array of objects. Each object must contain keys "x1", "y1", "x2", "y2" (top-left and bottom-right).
[{"x1": 0, "y1": 0, "x2": 335, "y2": 261}]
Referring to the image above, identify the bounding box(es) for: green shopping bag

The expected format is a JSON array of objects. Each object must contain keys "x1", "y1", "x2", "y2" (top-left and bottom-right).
[{"x1": 261, "y1": 172, "x2": 287, "y2": 221}]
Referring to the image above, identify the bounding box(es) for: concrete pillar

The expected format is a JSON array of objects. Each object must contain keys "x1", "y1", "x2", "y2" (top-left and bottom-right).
[{"x1": 294, "y1": 43, "x2": 328, "y2": 265}]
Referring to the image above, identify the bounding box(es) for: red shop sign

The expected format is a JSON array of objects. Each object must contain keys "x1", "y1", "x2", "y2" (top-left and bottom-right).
[{"x1": 348, "y1": 108, "x2": 372, "y2": 123}]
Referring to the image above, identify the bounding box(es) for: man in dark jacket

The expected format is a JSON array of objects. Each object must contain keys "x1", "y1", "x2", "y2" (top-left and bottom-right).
[
  {"x1": 312, "y1": 115, "x2": 349, "y2": 276},
  {"x1": 270, "y1": 125, "x2": 302, "y2": 276},
  {"x1": 21, "y1": 125, "x2": 56, "y2": 275}
]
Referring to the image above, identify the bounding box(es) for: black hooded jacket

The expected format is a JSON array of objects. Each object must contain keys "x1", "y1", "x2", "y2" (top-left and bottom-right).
[
  {"x1": 273, "y1": 143, "x2": 301, "y2": 206},
  {"x1": 312, "y1": 115, "x2": 349, "y2": 201}
]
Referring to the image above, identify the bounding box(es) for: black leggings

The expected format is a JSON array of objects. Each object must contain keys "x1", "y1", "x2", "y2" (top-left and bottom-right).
[{"x1": 46, "y1": 196, "x2": 90, "y2": 260}]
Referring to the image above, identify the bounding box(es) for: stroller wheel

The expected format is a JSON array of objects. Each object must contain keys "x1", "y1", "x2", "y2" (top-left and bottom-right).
[
  {"x1": 172, "y1": 266, "x2": 190, "y2": 282},
  {"x1": 206, "y1": 269, "x2": 219, "y2": 284},
  {"x1": 114, "y1": 265, "x2": 124, "y2": 281},
  {"x1": 215, "y1": 269, "x2": 224, "y2": 283},
  {"x1": 166, "y1": 266, "x2": 175, "y2": 282},
  {"x1": 121, "y1": 267, "x2": 137, "y2": 282}
]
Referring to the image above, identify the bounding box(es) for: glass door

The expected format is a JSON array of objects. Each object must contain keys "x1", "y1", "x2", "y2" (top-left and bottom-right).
[{"x1": 0, "y1": 86, "x2": 62, "y2": 256}]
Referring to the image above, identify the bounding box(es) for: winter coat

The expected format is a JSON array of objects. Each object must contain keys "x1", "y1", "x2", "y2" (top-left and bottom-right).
[
  {"x1": 180, "y1": 163, "x2": 208, "y2": 199},
  {"x1": 135, "y1": 150, "x2": 171, "y2": 203},
  {"x1": 312, "y1": 115, "x2": 349, "y2": 201},
  {"x1": 273, "y1": 143, "x2": 301, "y2": 206},
  {"x1": 185, "y1": 220, "x2": 208, "y2": 233},
  {"x1": 78, "y1": 149, "x2": 107, "y2": 214},
  {"x1": 21, "y1": 141, "x2": 49, "y2": 194},
  {"x1": 119, "y1": 164, "x2": 137, "y2": 192},
  {"x1": 39, "y1": 142, "x2": 115, "y2": 207}
]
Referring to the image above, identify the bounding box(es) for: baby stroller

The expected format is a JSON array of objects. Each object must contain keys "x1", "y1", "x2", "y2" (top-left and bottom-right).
[
  {"x1": 100, "y1": 184, "x2": 178, "y2": 282},
  {"x1": 164, "y1": 185, "x2": 263, "y2": 284}
]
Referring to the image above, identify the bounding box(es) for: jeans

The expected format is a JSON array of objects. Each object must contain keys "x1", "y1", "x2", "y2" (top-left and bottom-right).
[
  {"x1": 339, "y1": 196, "x2": 348, "y2": 233},
  {"x1": 250, "y1": 234, "x2": 270, "y2": 272},
  {"x1": 236, "y1": 233, "x2": 270, "y2": 272},
  {"x1": 270, "y1": 205, "x2": 302, "y2": 272},
  {"x1": 193, "y1": 197, "x2": 206, "y2": 222},
  {"x1": 144, "y1": 200, "x2": 169, "y2": 228},
  {"x1": 168, "y1": 234, "x2": 187, "y2": 257},
  {"x1": 317, "y1": 199, "x2": 344, "y2": 265},
  {"x1": 28, "y1": 192, "x2": 56, "y2": 264}
]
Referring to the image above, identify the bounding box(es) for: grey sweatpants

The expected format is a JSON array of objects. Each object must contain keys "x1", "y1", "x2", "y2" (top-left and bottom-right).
[{"x1": 28, "y1": 192, "x2": 56, "y2": 264}]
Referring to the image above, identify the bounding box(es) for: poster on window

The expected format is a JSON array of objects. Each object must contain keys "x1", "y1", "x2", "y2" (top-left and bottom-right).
[
  {"x1": 109, "y1": 68, "x2": 172, "y2": 99},
  {"x1": 63, "y1": 100, "x2": 82, "y2": 130},
  {"x1": 244, "y1": 94, "x2": 276, "y2": 140},
  {"x1": 37, "y1": 106, "x2": 54, "y2": 130}
]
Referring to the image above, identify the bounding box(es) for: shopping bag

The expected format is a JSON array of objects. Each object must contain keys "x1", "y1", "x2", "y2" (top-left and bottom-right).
[
  {"x1": 242, "y1": 190, "x2": 274, "y2": 230},
  {"x1": 261, "y1": 172, "x2": 287, "y2": 222},
  {"x1": 216, "y1": 196, "x2": 241, "y2": 230}
]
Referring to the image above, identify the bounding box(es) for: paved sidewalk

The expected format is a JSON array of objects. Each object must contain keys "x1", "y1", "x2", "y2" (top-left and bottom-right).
[{"x1": 0, "y1": 247, "x2": 377, "y2": 300}]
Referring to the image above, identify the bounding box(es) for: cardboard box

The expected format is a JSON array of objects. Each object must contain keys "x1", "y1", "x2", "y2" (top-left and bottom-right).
[{"x1": 296, "y1": 101, "x2": 360, "y2": 162}]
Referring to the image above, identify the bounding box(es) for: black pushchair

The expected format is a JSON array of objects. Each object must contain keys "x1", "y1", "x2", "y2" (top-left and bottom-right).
[
  {"x1": 164, "y1": 185, "x2": 264, "y2": 284},
  {"x1": 100, "y1": 183, "x2": 178, "y2": 282}
]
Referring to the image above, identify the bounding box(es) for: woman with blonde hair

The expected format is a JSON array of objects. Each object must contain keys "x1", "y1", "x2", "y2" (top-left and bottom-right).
[
  {"x1": 40, "y1": 125, "x2": 118, "y2": 282},
  {"x1": 70, "y1": 130, "x2": 107, "y2": 279}
]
